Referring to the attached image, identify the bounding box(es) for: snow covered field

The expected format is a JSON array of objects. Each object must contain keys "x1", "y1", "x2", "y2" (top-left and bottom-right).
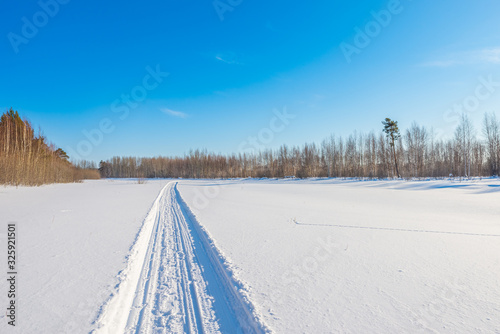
[
  {"x1": 1, "y1": 178, "x2": 500, "y2": 333},
  {"x1": 178, "y1": 178, "x2": 500, "y2": 333},
  {"x1": 0, "y1": 179, "x2": 170, "y2": 333}
]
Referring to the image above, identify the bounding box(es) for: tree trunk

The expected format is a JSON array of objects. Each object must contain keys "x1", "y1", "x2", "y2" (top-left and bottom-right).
[{"x1": 391, "y1": 134, "x2": 400, "y2": 178}]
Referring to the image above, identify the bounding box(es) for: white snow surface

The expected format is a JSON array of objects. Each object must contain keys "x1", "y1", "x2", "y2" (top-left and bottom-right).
[
  {"x1": 1, "y1": 177, "x2": 500, "y2": 333},
  {"x1": 0, "y1": 179, "x2": 169, "y2": 333},
  {"x1": 93, "y1": 181, "x2": 266, "y2": 334},
  {"x1": 177, "y1": 178, "x2": 500, "y2": 334}
]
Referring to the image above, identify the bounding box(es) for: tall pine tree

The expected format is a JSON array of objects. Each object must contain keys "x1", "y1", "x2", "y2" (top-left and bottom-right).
[{"x1": 382, "y1": 118, "x2": 401, "y2": 178}]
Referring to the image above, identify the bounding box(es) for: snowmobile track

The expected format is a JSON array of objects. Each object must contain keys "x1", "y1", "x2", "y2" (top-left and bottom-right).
[{"x1": 93, "y1": 182, "x2": 265, "y2": 334}]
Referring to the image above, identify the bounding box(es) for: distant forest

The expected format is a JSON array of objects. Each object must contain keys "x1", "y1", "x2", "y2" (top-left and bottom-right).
[
  {"x1": 99, "y1": 113, "x2": 500, "y2": 180},
  {"x1": 2, "y1": 108, "x2": 499, "y2": 185},
  {"x1": 0, "y1": 108, "x2": 99, "y2": 186}
]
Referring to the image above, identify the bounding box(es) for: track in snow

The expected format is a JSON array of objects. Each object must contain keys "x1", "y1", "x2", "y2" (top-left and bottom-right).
[
  {"x1": 293, "y1": 220, "x2": 500, "y2": 237},
  {"x1": 93, "y1": 182, "x2": 265, "y2": 334}
]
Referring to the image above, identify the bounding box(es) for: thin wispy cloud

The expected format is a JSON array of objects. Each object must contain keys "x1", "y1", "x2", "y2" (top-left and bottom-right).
[
  {"x1": 215, "y1": 52, "x2": 243, "y2": 65},
  {"x1": 420, "y1": 47, "x2": 500, "y2": 67},
  {"x1": 161, "y1": 108, "x2": 189, "y2": 119},
  {"x1": 478, "y1": 48, "x2": 500, "y2": 64}
]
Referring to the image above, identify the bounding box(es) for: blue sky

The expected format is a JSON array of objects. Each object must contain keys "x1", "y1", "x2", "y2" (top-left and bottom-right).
[{"x1": 2, "y1": 0, "x2": 500, "y2": 162}]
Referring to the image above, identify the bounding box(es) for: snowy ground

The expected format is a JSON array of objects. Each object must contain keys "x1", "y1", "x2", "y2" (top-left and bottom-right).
[
  {"x1": 0, "y1": 179, "x2": 169, "y2": 333},
  {"x1": 178, "y1": 178, "x2": 500, "y2": 333},
  {"x1": 1, "y1": 178, "x2": 500, "y2": 333},
  {"x1": 93, "y1": 182, "x2": 265, "y2": 333}
]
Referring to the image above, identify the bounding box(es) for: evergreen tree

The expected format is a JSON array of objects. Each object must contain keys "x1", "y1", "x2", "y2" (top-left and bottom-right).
[
  {"x1": 382, "y1": 118, "x2": 401, "y2": 178},
  {"x1": 55, "y1": 148, "x2": 69, "y2": 160},
  {"x1": 98, "y1": 160, "x2": 112, "y2": 178}
]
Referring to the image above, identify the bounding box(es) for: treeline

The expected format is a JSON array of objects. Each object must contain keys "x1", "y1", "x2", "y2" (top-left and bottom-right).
[
  {"x1": 0, "y1": 108, "x2": 100, "y2": 186},
  {"x1": 100, "y1": 112, "x2": 500, "y2": 180}
]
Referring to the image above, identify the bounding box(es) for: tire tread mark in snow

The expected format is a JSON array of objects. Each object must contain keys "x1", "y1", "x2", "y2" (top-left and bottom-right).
[
  {"x1": 174, "y1": 184, "x2": 265, "y2": 334},
  {"x1": 92, "y1": 183, "x2": 170, "y2": 334},
  {"x1": 172, "y1": 201, "x2": 205, "y2": 333},
  {"x1": 129, "y1": 192, "x2": 164, "y2": 333},
  {"x1": 94, "y1": 182, "x2": 266, "y2": 334}
]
